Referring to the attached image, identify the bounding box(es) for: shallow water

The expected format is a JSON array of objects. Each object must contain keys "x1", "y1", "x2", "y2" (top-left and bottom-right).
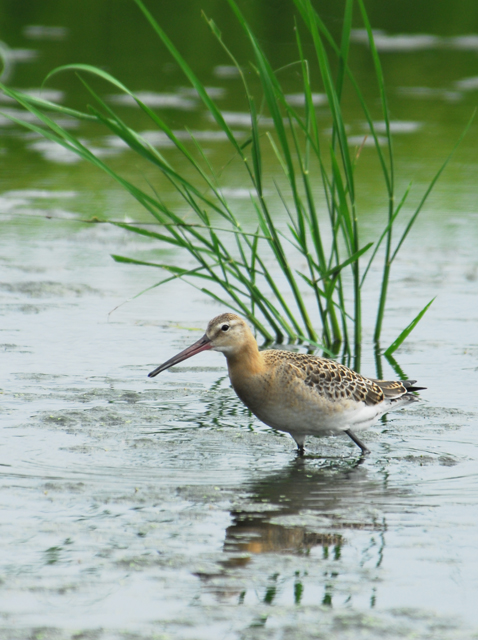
[
  {"x1": 1, "y1": 192, "x2": 478, "y2": 640},
  {"x1": 1, "y1": 2, "x2": 478, "y2": 638}
]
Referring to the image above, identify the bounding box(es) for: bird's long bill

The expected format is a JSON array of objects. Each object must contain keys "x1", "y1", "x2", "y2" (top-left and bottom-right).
[{"x1": 148, "y1": 333, "x2": 212, "y2": 378}]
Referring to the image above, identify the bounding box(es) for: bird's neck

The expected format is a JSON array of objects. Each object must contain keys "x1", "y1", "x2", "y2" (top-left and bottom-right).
[{"x1": 225, "y1": 340, "x2": 264, "y2": 379}]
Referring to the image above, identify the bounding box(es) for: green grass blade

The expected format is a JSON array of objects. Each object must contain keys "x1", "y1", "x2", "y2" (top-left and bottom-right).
[
  {"x1": 356, "y1": 0, "x2": 394, "y2": 190},
  {"x1": 361, "y1": 182, "x2": 412, "y2": 287},
  {"x1": 134, "y1": 0, "x2": 244, "y2": 157},
  {"x1": 384, "y1": 297, "x2": 436, "y2": 356},
  {"x1": 336, "y1": 0, "x2": 353, "y2": 99},
  {"x1": 329, "y1": 242, "x2": 373, "y2": 278},
  {"x1": 391, "y1": 111, "x2": 475, "y2": 262},
  {"x1": 111, "y1": 255, "x2": 209, "y2": 275},
  {"x1": 295, "y1": 0, "x2": 355, "y2": 201},
  {"x1": 0, "y1": 83, "x2": 96, "y2": 121}
]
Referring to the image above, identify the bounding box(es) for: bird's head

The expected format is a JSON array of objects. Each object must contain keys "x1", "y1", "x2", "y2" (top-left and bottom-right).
[{"x1": 148, "y1": 313, "x2": 254, "y2": 377}]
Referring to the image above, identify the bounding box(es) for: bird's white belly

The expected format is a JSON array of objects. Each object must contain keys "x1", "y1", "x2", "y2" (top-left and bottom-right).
[{"x1": 251, "y1": 395, "x2": 383, "y2": 438}]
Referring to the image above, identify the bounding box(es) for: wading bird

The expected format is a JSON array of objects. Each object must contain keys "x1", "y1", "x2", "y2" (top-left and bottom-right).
[{"x1": 148, "y1": 313, "x2": 424, "y2": 455}]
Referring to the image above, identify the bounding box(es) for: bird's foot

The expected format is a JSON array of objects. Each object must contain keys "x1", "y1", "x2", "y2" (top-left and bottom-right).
[{"x1": 344, "y1": 429, "x2": 370, "y2": 455}]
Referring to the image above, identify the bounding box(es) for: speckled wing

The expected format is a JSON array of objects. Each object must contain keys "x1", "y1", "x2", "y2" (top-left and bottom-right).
[
  {"x1": 369, "y1": 378, "x2": 423, "y2": 403},
  {"x1": 262, "y1": 351, "x2": 423, "y2": 408},
  {"x1": 272, "y1": 352, "x2": 386, "y2": 406},
  {"x1": 369, "y1": 379, "x2": 407, "y2": 397}
]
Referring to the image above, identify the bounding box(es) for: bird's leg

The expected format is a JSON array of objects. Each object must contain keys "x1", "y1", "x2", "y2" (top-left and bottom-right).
[
  {"x1": 293, "y1": 437, "x2": 305, "y2": 456},
  {"x1": 344, "y1": 429, "x2": 370, "y2": 455}
]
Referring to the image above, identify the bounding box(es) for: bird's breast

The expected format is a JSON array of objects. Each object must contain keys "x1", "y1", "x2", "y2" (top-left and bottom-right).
[{"x1": 228, "y1": 366, "x2": 271, "y2": 414}]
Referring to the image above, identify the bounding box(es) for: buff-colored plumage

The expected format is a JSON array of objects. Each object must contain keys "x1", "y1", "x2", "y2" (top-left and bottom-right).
[{"x1": 148, "y1": 313, "x2": 424, "y2": 455}]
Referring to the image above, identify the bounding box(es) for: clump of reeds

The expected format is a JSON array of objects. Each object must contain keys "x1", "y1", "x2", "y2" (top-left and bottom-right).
[{"x1": 0, "y1": 0, "x2": 470, "y2": 359}]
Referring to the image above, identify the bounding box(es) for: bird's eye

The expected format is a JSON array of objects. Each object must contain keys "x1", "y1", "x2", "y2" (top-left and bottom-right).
[{"x1": 221, "y1": 324, "x2": 229, "y2": 332}]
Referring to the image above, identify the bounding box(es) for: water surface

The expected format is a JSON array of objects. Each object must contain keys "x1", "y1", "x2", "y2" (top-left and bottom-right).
[{"x1": 1, "y1": 1, "x2": 478, "y2": 638}]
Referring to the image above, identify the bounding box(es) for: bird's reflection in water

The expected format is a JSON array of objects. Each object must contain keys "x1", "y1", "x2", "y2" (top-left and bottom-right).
[
  {"x1": 222, "y1": 457, "x2": 386, "y2": 566},
  {"x1": 195, "y1": 458, "x2": 395, "y2": 610}
]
